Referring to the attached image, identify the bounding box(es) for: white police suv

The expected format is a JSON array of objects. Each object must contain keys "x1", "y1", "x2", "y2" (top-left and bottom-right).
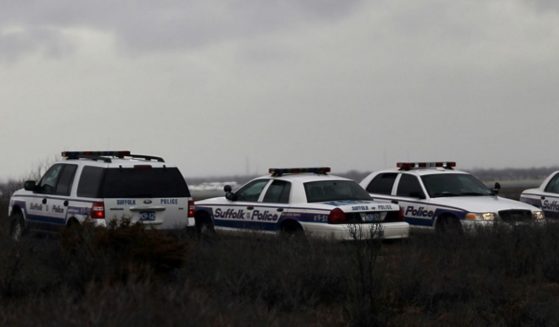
[
  {"x1": 194, "y1": 168, "x2": 409, "y2": 240},
  {"x1": 8, "y1": 151, "x2": 194, "y2": 239},
  {"x1": 520, "y1": 171, "x2": 559, "y2": 219},
  {"x1": 359, "y1": 162, "x2": 545, "y2": 233}
]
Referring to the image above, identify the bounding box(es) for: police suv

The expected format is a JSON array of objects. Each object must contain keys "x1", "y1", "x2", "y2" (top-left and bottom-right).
[
  {"x1": 194, "y1": 168, "x2": 409, "y2": 240},
  {"x1": 520, "y1": 171, "x2": 559, "y2": 219},
  {"x1": 8, "y1": 151, "x2": 194, "y2": 239},
  {"x1": 359, "y1": 162, "x2": 545, "y2": 232}
]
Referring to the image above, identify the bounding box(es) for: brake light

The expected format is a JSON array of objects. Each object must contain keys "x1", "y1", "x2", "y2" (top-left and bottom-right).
[
  {"x1": 187, "y1": 200, "x2": 195, "y2": 218},
  {"x1": 328, "y1": 208, "x2": 347, "y2": 224},
  {"x1": 91, "y1": 201, "x2": 105, "y2": 219}
]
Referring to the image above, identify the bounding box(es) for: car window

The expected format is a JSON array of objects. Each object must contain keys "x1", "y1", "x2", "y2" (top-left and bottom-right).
[
  {"x1": 545, "y1": 174, "x2": 559, "y2": 194},
  {"x1": 77, "y1": 166, "x2": 105, "y2": 198},
  {"x1": 37, "y1": 164, "x2": 77, "y2": 195},
  {"x1": 366, "y1": 173, "x2": 398, "y2": 195},
  {"x1": 305, "y1": 180, "x2": 371, "y2": 203},
  {"x1": 236, "y1": 179, "x2": 270, "y2": 202},
  {"x1": 54, "y1": 165, "x2": 77, "y2": 196},
  {"x1": 397, "y1": 174, "x2": 425, "y2": 198},
  {"x1": 100, "y1": 167, "x2": 190, "y2": 198},
  {"x1": 263, "y1": 180, "x2": 291, "y2": 204},
  {"x1": 37, "y1": 164, "x2": 65, "y2": 194}
]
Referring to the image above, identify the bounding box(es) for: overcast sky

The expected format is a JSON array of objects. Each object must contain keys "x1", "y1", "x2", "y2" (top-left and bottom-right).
[{"x1": 1, "y1": 0, "x2": 558, "y2": 180}]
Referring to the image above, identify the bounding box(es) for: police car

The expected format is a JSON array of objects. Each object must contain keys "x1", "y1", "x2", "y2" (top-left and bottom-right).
[
  {"x1": 194, "y1": 168, "x2": 409, "y2": 240},
  {"x1": 359, "y1": 162, "x2": 545, "y2": 233},
  {"x1": 520, "y1": 171, "x2": 559, "y2": 219},
  {"x1": 8, "y1": 151, "x2": 194, "y2": 239}
]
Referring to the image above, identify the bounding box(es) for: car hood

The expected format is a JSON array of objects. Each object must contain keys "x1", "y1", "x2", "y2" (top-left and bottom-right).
[{"x1": 430, "y1": 196, "x2": 539, "y2": 212}]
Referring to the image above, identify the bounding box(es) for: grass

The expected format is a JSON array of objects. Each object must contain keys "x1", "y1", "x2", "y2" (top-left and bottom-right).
[{"x1": 1, "y1": 198, "x2": 559, "y2": 326}]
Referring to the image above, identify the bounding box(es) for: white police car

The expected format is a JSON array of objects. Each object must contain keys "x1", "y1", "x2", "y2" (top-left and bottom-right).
[
  {"x1": 520, "y1": 171, "x2": 559, "y2": 219},
  {"x1": 359, "y1": 162, "x2": 545, "y2": 233},
  {"x1": 194, "y1": 168, "x2": 409, "y2": 240},
  {"x1": 8, "y1": 151, "x2": 194, "y2": 239}
]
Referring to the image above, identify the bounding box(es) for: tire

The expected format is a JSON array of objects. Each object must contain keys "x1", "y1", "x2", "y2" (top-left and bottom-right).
[
  {"x1": 280, "y1": 221, "x2": 305, "y2": 240},
  {"x1": 9, "y1": 211, "x2": 25, "y2": 241},
  {"x1": 195, "y1": 213, "x2": 215, "y2": 239},
  {"x1": 436, "y1": 215, "x2": 463, "y2": 235}
]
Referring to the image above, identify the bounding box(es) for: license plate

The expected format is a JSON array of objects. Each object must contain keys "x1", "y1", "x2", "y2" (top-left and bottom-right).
[
  {"x1": 361, "y1": 212, "x2": 381, "y2": 222},
  {"x1": 140, "y1": 211, "x2": 156, "y2": 221}
]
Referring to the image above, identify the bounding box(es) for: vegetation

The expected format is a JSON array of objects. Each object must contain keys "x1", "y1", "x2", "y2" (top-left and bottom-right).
[{"x1": 0, "y1": 196, "x2": 559, "y2": 325}]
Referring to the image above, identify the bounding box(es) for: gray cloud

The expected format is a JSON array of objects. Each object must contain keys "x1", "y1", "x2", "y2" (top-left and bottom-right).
[
  {"x1": 0, "y1": 27, "x2": 73, "y2": 61},
  {"x1": 0, "y1": 0, "x2": 361, "y2": 58}
]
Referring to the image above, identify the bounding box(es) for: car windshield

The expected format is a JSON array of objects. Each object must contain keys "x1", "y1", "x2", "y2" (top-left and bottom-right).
[
  {"x1": 304, "y1": 180, "x2": 372, "y2": 203},
  {"x1": 421, "y1": 173, "x2": 493, "y2": 198}
]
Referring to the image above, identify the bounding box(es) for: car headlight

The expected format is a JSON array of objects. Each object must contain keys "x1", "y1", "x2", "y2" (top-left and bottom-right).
[
  {"x1": 465, "y1": 212, "x2": 496, "y2": 221},
  {"x1": 532, "y1": 210, "x2": 545, "y2": 220}
]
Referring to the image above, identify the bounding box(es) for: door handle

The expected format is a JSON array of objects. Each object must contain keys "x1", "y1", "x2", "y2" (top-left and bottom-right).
[
  {"x1": 247, "y1": 206, "x2": 254, "y2": 210},
  {"x1": 42, "y1": 198, "x2": 47, "y2": 204},
  {"x1": 277, "y1": 208, "x2": 284, "y2": 212},
  {"x1": 391, "y1": 200, "x2": 399, "y2": 204},
  {"x1": 541, "y1": 196, "x2": 546, "y2": 200},
  {"x1": 63, "y1": 200, "x2": 69, "y2": 207}
]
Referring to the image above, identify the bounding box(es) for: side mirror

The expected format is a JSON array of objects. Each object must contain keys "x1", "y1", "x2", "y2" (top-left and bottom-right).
[
  {"x1": 24, "y1": 180, "x2": 37, "y2": 192},
  {"x1": 224, "y1": 185, "x2": 237, "y2": 201},
  {"x1": 492, "y1": 182, "x2": 501, "y2": 195}
]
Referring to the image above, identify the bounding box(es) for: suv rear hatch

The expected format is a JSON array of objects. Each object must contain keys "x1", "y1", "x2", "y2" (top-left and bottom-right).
[{"x1": 86, "y1": 166, "x2": 192, "y2": 229}]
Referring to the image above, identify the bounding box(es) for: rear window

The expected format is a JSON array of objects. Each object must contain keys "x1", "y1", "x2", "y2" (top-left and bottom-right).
[
  {"x1": 304, "y1": 180, "x2": 371, "y2": 203},
  {"x1": 77, "y1": 166, "x2": 190, "y2": 198}
]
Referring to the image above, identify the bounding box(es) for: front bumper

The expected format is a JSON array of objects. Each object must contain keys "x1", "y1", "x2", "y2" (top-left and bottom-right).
[{"x1": 301, "y1": 222, "x2": 410, "y2": 241}]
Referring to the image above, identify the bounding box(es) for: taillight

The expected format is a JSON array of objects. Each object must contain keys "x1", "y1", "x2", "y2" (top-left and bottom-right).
[
  {"x1": 91, "y1": 201, "x2": 105, "y2": 219},
  {"x1": 328, "y1": 208, "x2": 347, "y2": 224},
  {"x1": 187, "y1": 200, "x2": 195, "y2": 218}
]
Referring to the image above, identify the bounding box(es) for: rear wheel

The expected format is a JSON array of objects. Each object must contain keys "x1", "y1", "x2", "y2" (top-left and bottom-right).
[
  {"x1": 280, "y1": 221, "x2": 305, "y2": 240},
  {"x1": 9, "y1": 211, "x2": 25, "y2": 241},
  {"x1": 195, "y1": 212, "x2": 215, "y2": 239}
]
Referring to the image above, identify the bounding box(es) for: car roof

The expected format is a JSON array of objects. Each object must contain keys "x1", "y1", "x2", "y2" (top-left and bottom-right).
[
  {"x1": 58, "y1": 151, "x2": 175, "y2": 168},
  {"x1": 58, "y1": 158, "x2": 174, "y2": 168},
  {"x1": 254, "y1": 173, "x2": 352, "y2": 183}
]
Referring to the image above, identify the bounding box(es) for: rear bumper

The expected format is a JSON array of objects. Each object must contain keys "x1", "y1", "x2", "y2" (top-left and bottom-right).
[{"x1": 302, "y1": 222, "x2": 410, "y2": 241}]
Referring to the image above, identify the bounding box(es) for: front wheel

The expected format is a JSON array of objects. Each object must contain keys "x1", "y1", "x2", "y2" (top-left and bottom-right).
[
  {"x1": 436, "y1": 215, "x2": 463, "y2": 235},
  {"x1": 9, "y1": 211, "x2": 26, "y2": 241}
]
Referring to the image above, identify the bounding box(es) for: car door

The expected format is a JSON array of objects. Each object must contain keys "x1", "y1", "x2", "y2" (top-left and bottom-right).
[
  {"x1": 392, "y1": 173, "x2": 434, "y2": 227},
  {"x1": 258, "y1": 180, "x2": 292, "y2": 231},
  {"x1": 27, "y1": 164, "x2": 77, "y2": 231},
  {"x1": 540, "y1": 173, "x2": 559, "y2": 218},
  {"x1": 214, "y1": 179, "x2": 271, "y2": 231}
]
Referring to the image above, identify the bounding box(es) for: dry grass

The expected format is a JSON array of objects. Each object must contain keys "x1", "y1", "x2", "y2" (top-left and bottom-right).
[{"x1": 1, "y1": 197, "x2": 559, "y2": 325}]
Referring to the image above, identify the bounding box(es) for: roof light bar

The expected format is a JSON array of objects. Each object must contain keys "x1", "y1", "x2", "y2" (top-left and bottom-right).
[
  {"x1": 269, "y1": 167, "x2": 331, "y2": 177},
  {"x1": 397, "y1": 162, "x2": 456, "y2": 171},
  {"x1": 62, "y1": 151, "x2": 131, "y2": 159}
]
